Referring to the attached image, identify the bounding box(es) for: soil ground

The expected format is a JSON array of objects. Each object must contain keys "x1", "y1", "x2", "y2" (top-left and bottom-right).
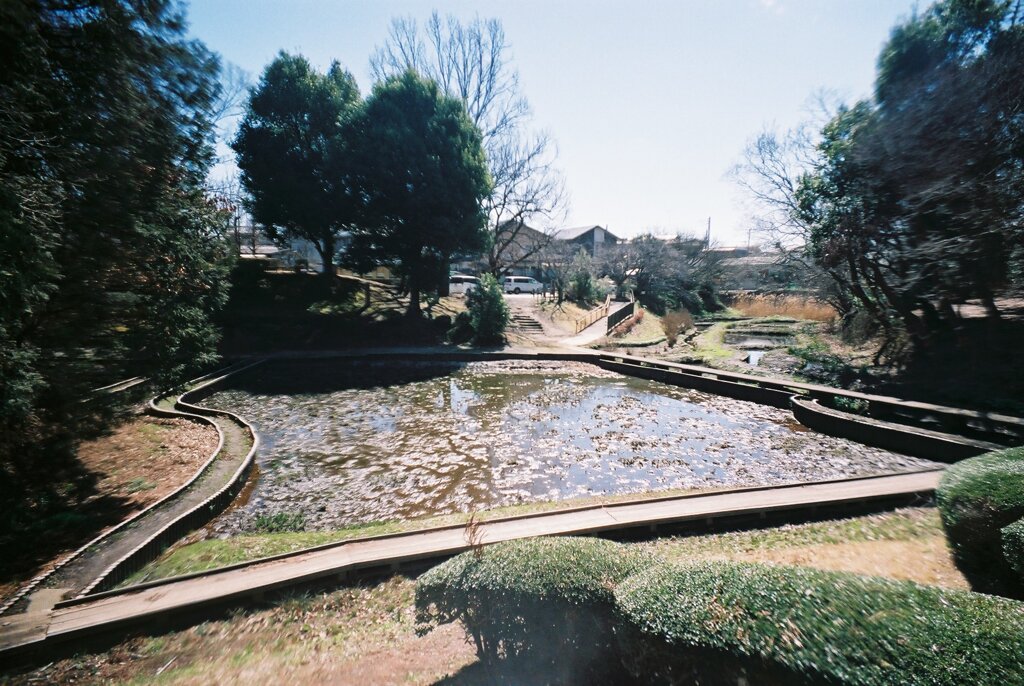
[
  {"x1": 0, "y1": 417, "x2": 218, "y2": 605},
  {"x1": 77, "y1": 417, "x2": 220, "y2": 513},
  {"x1": 2, "y1": 507, "x2": 966, "y2": 685}
]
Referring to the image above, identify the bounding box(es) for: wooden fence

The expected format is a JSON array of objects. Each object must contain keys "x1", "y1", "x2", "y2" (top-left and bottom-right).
[
  {"x1": 607, "y1": 301, "x2": 636, "y2": 333},
  {"x1": 573, "y1": 295, "x2": 612, "y2": 334}
]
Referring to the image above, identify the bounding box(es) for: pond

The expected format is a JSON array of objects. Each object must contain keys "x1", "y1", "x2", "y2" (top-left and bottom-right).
[{"x1": 205, "y1": 359, "x2": 936, "y2": 534}]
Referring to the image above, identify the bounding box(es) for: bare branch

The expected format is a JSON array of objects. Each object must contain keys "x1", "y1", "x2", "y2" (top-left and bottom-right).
[{"x1": 371, "y1": 13, "x2": 568, "y2": 274}]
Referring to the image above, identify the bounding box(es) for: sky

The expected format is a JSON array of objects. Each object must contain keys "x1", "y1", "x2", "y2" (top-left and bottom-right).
[{"x1": 187, "y1": 0, "x2": 921, "y2": 246}]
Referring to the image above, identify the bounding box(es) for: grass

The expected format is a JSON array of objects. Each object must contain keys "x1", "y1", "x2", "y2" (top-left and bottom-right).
[
  {"x1": 640, "y1": 507, "x2": 944, "y2": 560},
  {"x1": 9, "y1": 507, "x2": 967, "y2": 686},
  {"x1": 638, "y1": 506, "x2": 966, "y2": 591},
  {"x1": 687, "y1": 322, "x2": 735, "y2": 363},
  {"x1": 123, "y1": 486, "x2": 716, "y2": 586},
  {"x1": 124, "y1": 478, "x2": 156, "y2": 494},
  {"x1": 730, "y1": 294, "x2": 836, "y2": 322},
  {"x1": 604, "y1": 306, "x2": 665, "y2": 345},
  {"x1": 786, "y1": 326, "x2": 866, "y2": 386}
]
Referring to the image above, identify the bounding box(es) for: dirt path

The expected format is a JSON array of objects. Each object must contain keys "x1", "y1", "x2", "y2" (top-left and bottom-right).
[{"x1": 503, "y1": 293, "x2": 631, "y2": 348}]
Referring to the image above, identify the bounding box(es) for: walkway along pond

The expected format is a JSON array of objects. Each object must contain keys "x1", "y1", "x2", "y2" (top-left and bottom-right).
[{"x1": 204, "y1": 359, "x2": 937, "y2": 533}]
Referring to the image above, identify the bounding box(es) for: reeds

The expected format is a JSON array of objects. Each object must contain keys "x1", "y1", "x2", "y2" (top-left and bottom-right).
[{"x1": 731, "y1": 294, "x2": 836, "y2": 322}]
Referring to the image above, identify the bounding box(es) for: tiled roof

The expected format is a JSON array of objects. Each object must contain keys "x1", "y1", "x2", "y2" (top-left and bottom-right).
[{"x1": 553, "y1": 225, "x2": 618, "y2": 241}]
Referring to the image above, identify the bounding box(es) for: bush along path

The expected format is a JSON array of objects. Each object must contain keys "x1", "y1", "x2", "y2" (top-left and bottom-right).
[
  {"x1": 416, "y1": 537, "x2": 1024, "y2": 685},
  {"x1": 937, "y1": 446, "x2": 1024, "y2": 597},
  {"x1": 0, "y1": 469, "x2": 940, "y2": 660},
  {"x1": 0, "y1": 363, "x2": 260, "y2": 649}
]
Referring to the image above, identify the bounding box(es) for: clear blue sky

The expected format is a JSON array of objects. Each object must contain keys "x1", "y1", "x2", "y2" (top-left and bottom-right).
[{"x1": 187, "y1": 0, "x2": 919, "y2": 245}]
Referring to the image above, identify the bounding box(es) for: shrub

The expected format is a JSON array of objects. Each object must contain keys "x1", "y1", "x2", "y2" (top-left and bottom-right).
[
  {"x1": 1004, "y1": 517, "x2": 1024, "y2": 580},
  {"x1": 660, "y1": 309, "x2": 693, "y2": 347},
  {"x1": 616, "y1": 560, "x2": 1024, "y2": 686},
  {"x1": 610, "y1": 308, "x2": 644, "y2": 337},
  {"x1": 936, "y1": 447, "x2": 1024, "y2": 595},
  {"x1": 465, "y1": 273, "x2": 509, "y2": 345},
  {"x1": 415, "y1": 537, "x2": 654, "y2": 683},
  {"x1": 251, "y1": 511, "x2": 306, "y2": 533},
  {"x1": 446, "y1": 310, "x2": 474, "y2": 344},
  {"x1": 830, "y1": 396, "x2": 869, "y2": 414}
]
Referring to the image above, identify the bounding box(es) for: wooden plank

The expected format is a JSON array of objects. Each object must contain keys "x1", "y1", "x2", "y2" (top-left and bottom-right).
[{"x1": 0, "y1": 470, "x2": 942, "y2": 657}]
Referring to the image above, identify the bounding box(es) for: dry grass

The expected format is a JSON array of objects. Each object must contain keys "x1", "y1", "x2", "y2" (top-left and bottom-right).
[
  {"x1": 7, "y1": 577, "x2": 476, "y2": 686},
  {"x1": 643, "y1": 507, "x2": 966, "y2": 590},
  {"x1": 535, "y1": 299, "x2": 591, "y2": 334},
  {"x1": 731, "y1": 294, "x2": 836, "y2": 322},
  {"x1": 78, "y1": 417, "x2": 220, "y2": 512},
  {"x1": 660, "y1": 309, "x2": 694, "y2": 346},
  {"x1": 0, "y1": 417, "x2": 219, "y2": 604}
]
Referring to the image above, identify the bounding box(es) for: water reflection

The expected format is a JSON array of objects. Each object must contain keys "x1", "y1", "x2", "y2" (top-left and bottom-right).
[{"x1": 207, "y1": 360, "x2": 936, "y2": 533}]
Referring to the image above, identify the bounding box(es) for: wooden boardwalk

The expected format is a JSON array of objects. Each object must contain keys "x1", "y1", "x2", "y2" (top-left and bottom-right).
[{"x1": 0, "y1": 469, "x2": 941, "y2": 660}]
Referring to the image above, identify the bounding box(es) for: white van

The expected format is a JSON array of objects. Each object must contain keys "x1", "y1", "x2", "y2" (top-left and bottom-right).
[
  {"x1": 503, "y1": 276, "x2": 543, "y2": 294},
  {"x1": 448, "y1": 274, "x2": 480, "y2": 295}
]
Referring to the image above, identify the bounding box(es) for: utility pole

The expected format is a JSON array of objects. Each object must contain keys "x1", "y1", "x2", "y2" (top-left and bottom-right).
[{"x1": 705, "y1": 217, "x2": 711, "y2": 248}]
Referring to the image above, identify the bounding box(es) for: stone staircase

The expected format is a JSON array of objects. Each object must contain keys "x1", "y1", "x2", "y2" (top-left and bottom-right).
[{"x1": 510, "y1": 311, "x2": 545, "y2": 334}]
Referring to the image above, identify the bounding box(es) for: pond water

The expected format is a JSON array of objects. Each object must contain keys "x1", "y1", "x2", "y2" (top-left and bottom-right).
[{"x1": 206, "y1": 359, "x2": 936, "y2": 533}]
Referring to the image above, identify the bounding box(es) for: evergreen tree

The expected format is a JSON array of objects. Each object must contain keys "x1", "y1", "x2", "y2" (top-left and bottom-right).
[
  {"x1": 233, "y1": 53, "x2": 361, "y2": 275},
  {"x1": 0, "y1": 0, "x2": 230, "y2": 531},
  {"x1": 344, "y1": 71, "x2": 492, "y2": 317}
]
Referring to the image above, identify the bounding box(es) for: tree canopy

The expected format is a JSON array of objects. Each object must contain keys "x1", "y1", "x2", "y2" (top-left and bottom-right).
[
  {"x1": 344, "y1": 70, "x2": 492, "y2": 316},
  {"x1": 1, "y1": 1, "x2": 232, "y2": 526},
  {"x1": 738, "y1": 0, "x2": 1024, "y2": 361},
  {"x1": 233, "y1": 53, "x2": 361, "y2": 274},
  {"x1": 371, "y1": 12, "x2": 567, "y2": 276}
]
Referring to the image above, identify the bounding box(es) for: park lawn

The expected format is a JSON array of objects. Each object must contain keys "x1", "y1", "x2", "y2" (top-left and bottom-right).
[{"x1": 3, "y1": 506, "x2": 967, "y2": 686}]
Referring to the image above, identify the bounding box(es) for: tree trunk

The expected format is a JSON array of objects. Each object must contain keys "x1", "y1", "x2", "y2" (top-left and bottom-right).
[
  {"x1": 319, "y1": 234, "x2": 335, "y2": 276},
  {"x1": 360, "y1": 282, "x2": 372, "y2": 313},
  {"x1": 406, "y1": 284, "x2": 422, "y2": 318}
]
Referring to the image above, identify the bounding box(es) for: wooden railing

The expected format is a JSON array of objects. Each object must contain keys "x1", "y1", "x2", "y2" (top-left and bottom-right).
[
  {"x1": 574, "y1": 295, "x2": 612, "y2": 334},
  {"x1": 607, "y1": 301, "x2": 636, "y2": 333}
]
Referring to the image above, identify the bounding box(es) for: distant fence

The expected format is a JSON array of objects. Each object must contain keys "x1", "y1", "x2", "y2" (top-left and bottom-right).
[
  {"x1": 607, "y1": 301, "x2": 636, "y2": 333},
  {"x1": 574, "y1": 295, "x2": 612, "y2": 334}
]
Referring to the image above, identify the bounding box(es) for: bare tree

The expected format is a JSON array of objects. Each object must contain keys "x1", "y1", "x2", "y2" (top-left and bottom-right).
[
  {"x1": 731, "y1": 120, "x2": 854, "y2": 317},
  {"x1": 371, "y1": 13, "x2": 567, "y2": 275},
  {"x1": 210, "y1": 61, "x2": 253, "y2": 166},
  {"x1": 206, "y1": 173, "x2": 248, "y2": 249}
]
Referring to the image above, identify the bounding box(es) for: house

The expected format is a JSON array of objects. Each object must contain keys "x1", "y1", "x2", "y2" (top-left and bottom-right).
[
  {"x1": 552, "y1": 225, "x2": 619, "y2": 257},
  {"x1": 451, "y1": 220, "x2": 551, "y2": 277},
  {"x1": 232, "y1": 224, "x2": 322, "y2": 272},
  {"x1": 452, "y1": 222, "x2": 620, "y2": 283}
]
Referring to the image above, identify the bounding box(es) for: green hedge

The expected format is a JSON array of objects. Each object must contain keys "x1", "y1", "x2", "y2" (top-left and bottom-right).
[
  {"x1": 1003, "y1": 516, "x2": 1024, "y2": 580},
  {"x1": 617, "y1": 560, "x2": 1024, "y2": 685},
  {"x1": 417, "y1": 537, "x2": 1024, "y2": 685},
  {"x1": 415, "y1": 537, "x2": 654, "y2": 683},
  {"x1": 936, "y1": 447, "x2": 1024, "y2": 595}
]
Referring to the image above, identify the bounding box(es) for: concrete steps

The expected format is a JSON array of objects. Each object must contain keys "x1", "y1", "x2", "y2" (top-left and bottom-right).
[{"x1": 510, "y1": 312, "x2": 545, "y2": 333}]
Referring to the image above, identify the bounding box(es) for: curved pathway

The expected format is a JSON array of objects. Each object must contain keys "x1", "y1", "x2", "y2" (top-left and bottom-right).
[
  {"x1": 0, "y1": 364, "x2": 260, "y2": 646},
  {"x1": 0, "y1": 469, "x2": 940, "y2": 659}
]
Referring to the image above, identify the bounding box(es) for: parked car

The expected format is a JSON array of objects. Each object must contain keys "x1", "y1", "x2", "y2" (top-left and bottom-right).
[
  {"x1": 503, "y1": 275, "x2": 543, "y2": 294},
  {"x1": 449, "y1": 274, "x2": 480, "y2": 295}
]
